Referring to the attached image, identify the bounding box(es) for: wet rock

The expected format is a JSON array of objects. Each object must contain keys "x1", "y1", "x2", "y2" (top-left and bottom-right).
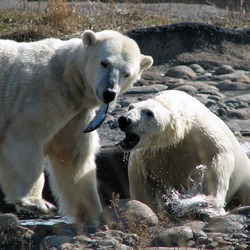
[{"x1": 100, "y1": 199, "x2": 158, "y2": 230}]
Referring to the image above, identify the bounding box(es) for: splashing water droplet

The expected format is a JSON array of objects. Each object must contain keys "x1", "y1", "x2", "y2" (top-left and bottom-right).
[
  {"x1": 189, "y1": 164, "x2": 207, "y2": 195},
  {"x1": 123, "y1": 152, "x2": 129, "y2": 162}
]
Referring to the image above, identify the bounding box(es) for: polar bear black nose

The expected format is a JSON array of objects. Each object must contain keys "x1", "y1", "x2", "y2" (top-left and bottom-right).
[
  {"x1": 118, "y1": 116, "x2": 132, "y2": 129},
  {"x1": 103, "y1": 89, "x2": 116, "y2": 103}
]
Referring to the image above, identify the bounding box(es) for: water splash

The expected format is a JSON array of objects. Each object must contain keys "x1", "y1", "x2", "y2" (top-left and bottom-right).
[
  {"x1": 123, "y1": 152, "x2": 130, "y2": 162},
  {"x1": 163, "y1": 164, "x2": 208, "y2": 215},
  {"x1": 188, "y1": 164, "x2": 207, "y2": 196}
]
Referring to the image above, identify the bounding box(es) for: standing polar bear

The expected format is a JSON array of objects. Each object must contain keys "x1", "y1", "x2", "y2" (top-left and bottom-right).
[
  {"x1": 0, "y1": 30, "x2": 153, "y2": 224},
  {"x1": 118, "y1": 90, "x2": 250, "y2": 217}
]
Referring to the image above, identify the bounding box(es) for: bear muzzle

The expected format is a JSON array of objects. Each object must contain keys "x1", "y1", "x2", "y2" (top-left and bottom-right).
[
  {"x1": 103, "y1": 89, "x2": 116, "y2": 103},
  {"x1": 118, "y1": 116, "x2": 132, "y2": 130},
  {"x1": 118, "y1": 116, "x2": 140, "y2": 151}
]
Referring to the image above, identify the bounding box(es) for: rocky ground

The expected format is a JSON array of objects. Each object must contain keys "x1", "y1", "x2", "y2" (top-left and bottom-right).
[
  {"x1": 1, "y1": 22, "x2": 250, "y2": 249},
  {"x1": 1, "y1": 4, "x2": 250, "y2": 250}
]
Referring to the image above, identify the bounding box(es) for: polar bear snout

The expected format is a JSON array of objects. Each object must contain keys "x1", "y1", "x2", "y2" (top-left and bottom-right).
[
  {"x1": 118, "y1": 116, "x2": 140, "y2": 151},
  {"x1": 103, "y1": 89, "x2": 116, "y2": 103},
  {"x1": 118, "y1": 116, "x2": 132, "y2": 130}
]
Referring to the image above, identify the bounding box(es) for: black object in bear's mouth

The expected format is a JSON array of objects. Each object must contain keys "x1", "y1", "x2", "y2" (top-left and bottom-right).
[
  {"x1": 120, "y1": 133, "x2": 140, "y2": 151},
  {"x1": 83, "y1": 103, "x2": 109, "y2": 133}
]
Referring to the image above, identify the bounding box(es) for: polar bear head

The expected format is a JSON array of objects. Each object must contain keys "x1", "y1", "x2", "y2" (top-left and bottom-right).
[
  {"x1": 118, "y1": 90, "x2": 193, "y2": 151},
  {"x1": 81, "y1": 30, "x2": 153, "y2": 104}
]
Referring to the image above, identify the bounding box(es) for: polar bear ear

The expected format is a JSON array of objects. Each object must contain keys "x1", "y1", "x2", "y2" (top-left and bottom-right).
[
  {"x1": 140, "y1": 55, "x2": 153, "y2": 71},
  {"x1": 82, "y1": 30, "x2": 97, "y2": 47}
]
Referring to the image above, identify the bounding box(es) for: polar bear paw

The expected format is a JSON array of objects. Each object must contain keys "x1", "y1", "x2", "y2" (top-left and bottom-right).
[{"x1": 17, "y1": 197, "x2": 57, "y2": 215}]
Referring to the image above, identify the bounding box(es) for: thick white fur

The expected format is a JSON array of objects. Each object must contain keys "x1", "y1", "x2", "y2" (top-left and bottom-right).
[
  {"x1": 0, "y1": 30, "x2": 153, "y2": 224},
  {"x1": 123, "y1": 90, "x2": 250, "y2": 216}
]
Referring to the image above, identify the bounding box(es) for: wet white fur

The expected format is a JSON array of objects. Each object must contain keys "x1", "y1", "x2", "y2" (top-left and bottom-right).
[{"x1": 124, "y1": 90, "x2": 250, "y2": 216}]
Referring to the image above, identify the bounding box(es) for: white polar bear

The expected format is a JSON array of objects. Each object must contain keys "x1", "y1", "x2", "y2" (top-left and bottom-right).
[
  {"x1": 118, "y1": 90, "x2": 250, "y2": 217},
  {"x1": 0, "y1": 30, "x2": 153, "y2": 225}
]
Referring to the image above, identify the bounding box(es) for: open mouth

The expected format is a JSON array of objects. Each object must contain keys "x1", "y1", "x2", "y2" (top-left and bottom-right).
[{"x1": 120, "y1": 132, "x2": 140, "y2": 151}]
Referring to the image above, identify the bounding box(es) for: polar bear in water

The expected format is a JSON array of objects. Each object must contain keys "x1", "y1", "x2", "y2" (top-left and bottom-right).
[{"x1": 118, "y1": 90, "x2": 250, "y2": 217}]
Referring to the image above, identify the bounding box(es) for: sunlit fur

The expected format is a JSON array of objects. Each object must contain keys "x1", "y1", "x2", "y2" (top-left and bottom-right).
[
  {"x1": 122, "y1": 90, "x2": 250, "y2": 217},
  {"x1": 0, "y1": 29, "x2": 153, "y2": 225}
]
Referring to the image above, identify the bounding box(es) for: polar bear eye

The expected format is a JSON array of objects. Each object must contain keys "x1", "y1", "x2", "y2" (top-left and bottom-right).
[
  {"x1": 128, "y1": 104, "x2": 135, "y2": 111},
  {"x1": 100, "y1": 60, "x2": 110, "y2": 68},
  {"x1": 124, "y1": 73, "x2": 130, "y2": 78},
  {"x1": 146, "y1": 110, "x2": 154, "y2": 117}
]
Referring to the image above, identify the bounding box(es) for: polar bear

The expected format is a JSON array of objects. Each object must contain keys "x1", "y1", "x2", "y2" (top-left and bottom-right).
[
  {"x1": 0, "y1": 30, "x2": 153, "y2": 225},
  {"x1": 118, "y1": 90, "x2": 250, "y2": 217}
]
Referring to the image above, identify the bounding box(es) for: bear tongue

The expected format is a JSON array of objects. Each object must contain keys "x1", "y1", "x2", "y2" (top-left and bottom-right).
[
  {"x1": 120, "y1": 133, "x2": 140, "y2": 151},
  {"x1": 83, "y1": 103, "x2": 109, "y2": 133}
]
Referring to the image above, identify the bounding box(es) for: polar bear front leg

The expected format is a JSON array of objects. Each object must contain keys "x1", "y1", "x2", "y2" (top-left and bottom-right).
[
  {"x1": 166, "y1": 153, "x2": 234, "y2": 217},
  {"x1": 0, "y1": 132, "x2": 56, "y2": 215},
  {"x1": 46, "y1": 114, "x2": 102, "y2": 225},
  {"x1": 18, "y1": 172, "x2": 56, "y2": 215}
]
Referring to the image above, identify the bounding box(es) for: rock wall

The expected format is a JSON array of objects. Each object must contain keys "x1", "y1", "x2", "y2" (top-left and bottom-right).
[{"x1": 127, "y1": 23, "x2": 250, "y2": 70}]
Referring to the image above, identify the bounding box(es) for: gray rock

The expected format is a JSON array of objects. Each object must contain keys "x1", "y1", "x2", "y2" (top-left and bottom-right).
[
  {"x1": 195, "y1": 72, "x2": 212, "y2": 81},
  {"x1": 125, "y1": 84, "x2": 167, "y2": 95},
  {"x1": 100, "y1": 199, "x2": 158, "y2": 230},
  {"x1": 227, "y1": 108, "x2": 250, "y2": 120},
  {"x1": 203, "y1": 214, "x2": 246, "y2": 234},
  {"x1": 158, "y1": 226, "x2": 194, "y2": 247},
  {"x1": 40, "y1": 235, "x2": 73, "y2": 249},
  {"x1": 181, "y1": 220, "x2": 206, "y2": 238},
  {"x1": 212, "y1": 71, "x2": 250, "y2": 83},
  {"x1": 216, "y1": 81, "x2": 250, "y2": 91},
  {"x1": 225, "y1": 93, "x2": 250, "y2": 103},
  {"x1": 165, "y1": 65, "x2": 197, "y2": 80},
  {"x1": 230, "y1": 206, "x2": 250, "y2": 216},
  {"x1": 0, "y1": 213, "x2": 18, "y2": 231},
  {"x1": 214, "y1": 65, "x2": 235, "y2": 75},
  {"x1": 172, "y1": 84, "x2": 197, "y2": 93},
  {"x1": 190, "y1": 64, "x2": 205, "y2": 74}
]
